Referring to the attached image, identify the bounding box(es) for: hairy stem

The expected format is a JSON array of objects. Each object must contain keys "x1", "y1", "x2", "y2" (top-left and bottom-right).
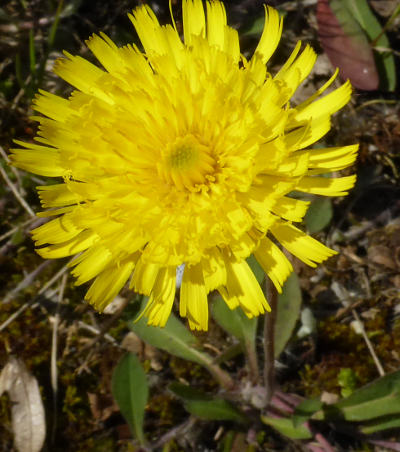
[
  {"x1": 244, "y1": 339, "x2": 260, "y2": 384},
  {"x1": 204, "y1": 359, "x2": 235, "y2": 391},
  {"x1": 263, "y1": 278, "x2": 278, "y2": 405}
]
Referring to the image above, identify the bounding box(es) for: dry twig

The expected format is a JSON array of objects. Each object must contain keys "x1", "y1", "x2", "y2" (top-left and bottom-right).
[
  {"x1": 50, "y1": 273, "x2": 67, "y2": 444},
  {"x1": 352, "y1": 309, "x2": 385, "y2": 377}
]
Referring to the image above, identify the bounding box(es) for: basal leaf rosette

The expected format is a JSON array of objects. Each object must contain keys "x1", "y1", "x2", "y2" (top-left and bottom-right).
[{"x1": 11, "y1": 0, "x2": 358, "y2": 330}]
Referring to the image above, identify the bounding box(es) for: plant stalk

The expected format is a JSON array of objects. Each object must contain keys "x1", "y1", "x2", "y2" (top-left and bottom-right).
[{"x1": 263, "y1": 278, "x2": 278, "y2": 405}]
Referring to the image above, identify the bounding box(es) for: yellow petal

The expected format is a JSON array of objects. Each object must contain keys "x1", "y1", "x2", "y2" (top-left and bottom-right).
[
  {"x1": 33, "y1": 90, "x2": 75, "y2": 122},
  {"x1": 182, "y1": 0, "x2": 206, "y2": 46},
  {"x1": 37, "y1": 183, "x2": 80, "y2": 208},
  {"x1": 85, "y1": 260, "x2": 134, "y2": 310},
  {"x1": 143, "y1": 266, "x2": 176, "y2": 327},
  {"x1": 275, "y1": 45, "x2": 317, "y2": 100},
  {"x1": 219, "y1": 259, "x2": 270, "y2": 317},
  {"x1": 37, "y1": 206, "x2": 76, "y2": 217},
  {"x1": 36, "y1": 230, "x2": 98, "y2": 259},
  {"x1": 180, "y1": 263, "x2": 208, "y2": 330},
  {"x1": 86, "y1": 33, "x2": 121, "y2": 73},
  {"x1": 253, "y1": 6, "x2": 282, "y2": 64},
  {"x1": 293, "y1": 80, "x2": 352, "y2": 123},
  {"x1": 31, "y1": 214, "x2": 82, "y2": 246},
  {"x1": 224, "y1": 27, "x2": 240, "y2": 62},
  {"x1": 285, "y1": 117, "x2": 332, "y2": 150},
  {"x1": 69, "y1": 244, "x2": 113, "y2": 285},
  {"x1": 11, "y1": 141, "x2": 64, "y2": 177},
  {"x1": 130, "y1": 258, "x2": 161, "y2": 295},
  {"x1": 230, "y1": 231, "x2": 257, "y2": 260},
  {"x1": 38, "y1": 180, "x2": 100, "y2": 208},
  {"x1": 128, "y1": 5, "x2": 163, "y2": 55},
  {"x1": 253, "y1": 237, "x2": 293, "y2": 293},
  {"x1": 270, "y1": 221, "x2": 336, "y2": 267},
  {"x1": 272, "y1": 151, "x2": 309, "y2": 177},
  {"x1": 297, "y1": 175, "x2": 357, "y2": 196},
  {"x1": 302, "y1": 144, "x2": 359, "y2": 172},
  {"x1": 53, "y1": 53, "x2": 111, "y2": 103},
  {"x1": 206, "y1": 0, "x2": 227, "y2": 50},
  {"x1": 296, "y1": 68, "x2": 339, "y2": 111},
  {"x1": 271, "y1": 196, "x2": 310, "y2": 222},
  {"x1": 202, "y1": 249, "x2": 227, "y2": 292}
]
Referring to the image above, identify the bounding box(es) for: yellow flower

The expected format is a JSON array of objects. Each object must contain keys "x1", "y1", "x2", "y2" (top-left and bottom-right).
[{"x1": 11, "y1": 0, "x2": 357, "y2": 330}]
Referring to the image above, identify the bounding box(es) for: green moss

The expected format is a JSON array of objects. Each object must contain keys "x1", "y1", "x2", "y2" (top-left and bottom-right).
[
  {"x1": 300, "y1": 301, "x2": 400, "y2": 398},
  {"x1": 147, "y1": 393, "x2": 181, "y2": 426}
]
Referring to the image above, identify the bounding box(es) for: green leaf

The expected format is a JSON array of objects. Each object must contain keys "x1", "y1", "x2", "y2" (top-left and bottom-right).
[
  {"x1": 11, "y1": 227, "x2": 25, "y2": 246},
  {"x1": 29, "y1": 29, "x2": 36, "y2": 76},
  {"x1": 243, "y1": 16, "x2": 265, "y2": 36},
  {"x1": 293, "y1": 398, "x2": 324, "y2": 428},
  {"x1": 347, "y1": 0, "x2": 396, "y2": 91},
  {"x1": 185, "y1": 399, "x2": 244, "y2": 422},
  {"x1": 211, "y1": 294, "x2": 258, "y2": 375},
  {"x1": 334, "y1": 370, "x2": 400, "y2": 421},
  {"x1": 304, "y1": 198, "x2": 333, "y2": 234},
  {"x1": 170, "y1": 383, "x2": 245, "y2": 422},
  {"x1": 316, "y1": 370, "x2": 400, "y2": 422},
  {"x1": 261, "y1": 415, "x2": 312, "y2": 440},
  {"x1": 130, "y1": 311, "x2": 213, "y2": 367},
  {"x1": 319, "y1": 0, "x2": 379, "y2": 90},
  {"x1": 169, "y1": 382, "x2": 207, "y2": 400},
  {"x1": 274, "y1": 273, "x2": 302, "y2": 358},
  {"x1": 211, "y1": 295, "x2": 257, "y2": 346},
  {"x1": 247, "y1": 254, "x2": 265, "y2": 284},
  {"x1": 47, "y1": 0, "x2": 64, "y2": 48},
  {"x1": 361, "y1": 414, "x2": 400, "y2": 434},
  {"x1": 111, "y1": 352, "x2": 148, "y2": 444}
]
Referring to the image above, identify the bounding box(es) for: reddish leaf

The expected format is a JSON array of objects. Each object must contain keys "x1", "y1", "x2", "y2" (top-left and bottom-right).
[{"x1": 316, "y1": 0, "x2": 379, "y2": 90}]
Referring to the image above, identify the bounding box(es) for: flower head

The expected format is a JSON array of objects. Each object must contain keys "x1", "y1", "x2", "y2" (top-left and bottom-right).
[{"x1": 12, "y1": 0, "x2": 357, "y2": 330}]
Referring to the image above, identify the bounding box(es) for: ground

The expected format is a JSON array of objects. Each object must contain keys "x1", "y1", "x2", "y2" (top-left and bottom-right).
[{"x1": 0, "y1": 0, "x2": 399, "y2": 451}]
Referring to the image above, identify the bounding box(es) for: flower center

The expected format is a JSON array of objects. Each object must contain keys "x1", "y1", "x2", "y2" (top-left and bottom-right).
[
  {"x1": 160, "y1": 135, "x2": 216, "y2": 191},
  {"x1": 169, "y1": 143, "x2": 198, "y2": 169}
]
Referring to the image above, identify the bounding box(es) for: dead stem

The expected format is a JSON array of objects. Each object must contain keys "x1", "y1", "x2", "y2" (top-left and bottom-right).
[
  {"x1": 0, "y1": 162, "x2": 35, "y2": 217},
  {"x1": 50, "y1": 273, "x2": 67, "y2": 444},
  {"x1": 78, "y1": 297, "x2": 130, "y2": 354},
  {"x1": 0, "y1": 261, "x2": 71, "y2": 333},
  {"x1": 352, "y1": 309, "x2": 385, "y2": 377}
]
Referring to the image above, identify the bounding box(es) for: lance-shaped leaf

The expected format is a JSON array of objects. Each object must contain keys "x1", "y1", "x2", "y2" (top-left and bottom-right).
[
  {"x1": 211, "y1": 256, "x2": 262, "y2": 376},
  {"x1": 131, "y1": 312, "x2": 214, "y2": 366},
  {"x1": 111, "y1": 352, "x2": 148, "y2": 444},
  {"x1": 361, "y1": 414, "x2": 400, "y2": 435},
  {"x1": 346, "y1": 0, "x2": 396, "y2": 91},
  {"x1": 275, "y1": 273, "x2": 302, "y2": 358},
  {"x1": 129, "y1": 308, "x2": 222, "y2": 373},
  {"x1": 293, "y1": 398, "x2": 324, "y2": 428},
  {"x1": 313, "y1": 370, "x2": 400, "y2": 422},
  {"x1": 169, "y1": 382, "x2": 245, "y2": 422},
  {"x1": 305, "y1": 197, "x2": 333, "y2": 234},
  {"x1": 316, "y1": 0, "x2": 379, "y2": 90},
  {"x1": 261, "y1": 415, "x2": 312, "y2": 440},
  {"x1": 332, "y1": 369, "x2": 400, "y2": 421},
  {"x1": 132, "y1": 300, "x2": 234, "y2": 390},
  {"x1": 211, "y1": 295, "x2": 258, "y2": 349}
]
